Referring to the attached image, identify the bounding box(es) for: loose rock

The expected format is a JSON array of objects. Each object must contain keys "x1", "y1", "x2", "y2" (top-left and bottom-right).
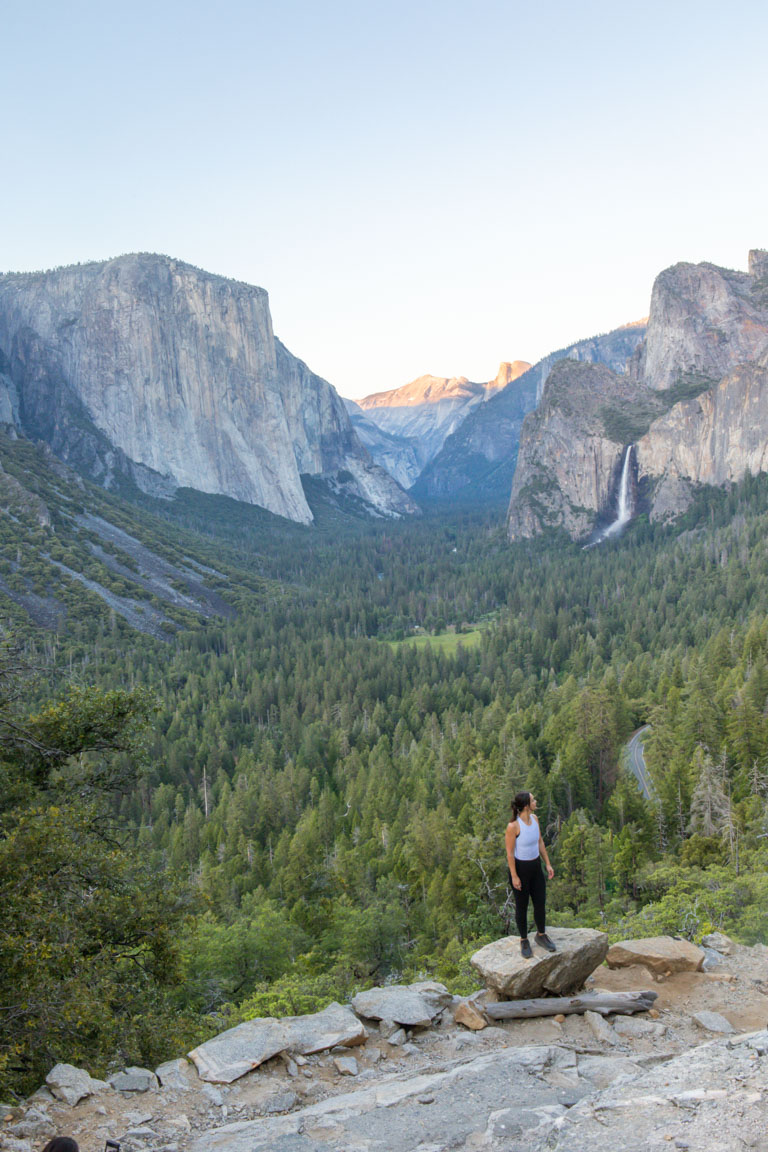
[
  {"x1": 692, "y1": 1010, "x2": 734, "y2": 1033},
  {"x1": 454, "y1": 999, "x2": 488, "y2": 1031},
  {"x1": 189, "y1": 1018, "x2": 288, "y2": 1083},
  {"x1": 333, "y1": 1056, "x2": 358, "y2": 1076},
  {"x1": 701, "y1": 932, "x2": 736, "y2": 955},
  {"x1": 45, "y1": 1063, "x2": 109, "y2": 1107},
  {"x1": 606, "y1": 936, "x2": 704, "y2": 976},
  {"x1": 155, "y1": 1058, "x2": 195, "y2": 1091},
  {"x1": 6, "y1": 1107, "x2": 54, "y2": 1140},
  {"x1": 283, "y1": 1001, "x2": 367, "y2": 1055},
  {"x1": 585, "y1": 1010, "x2": 619, "y2": 1047},
  {"x1": 351, "y1": 981, "x2": 452, "y2": 1027},
  {"x1": 108, "y1": 1067, "x2": 160, "y2": 1093}
]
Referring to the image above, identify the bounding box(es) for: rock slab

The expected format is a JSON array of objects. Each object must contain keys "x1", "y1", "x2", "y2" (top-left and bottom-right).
[
  {"x1": 108, "y1": 1066, "x2": 159, "y2": 1092},
  {"x1": 352, "y1": 981, "x2": 452, "y2": 1027},
  {"x1": 188, "y1": 1002, "x2": 365, "y2": 1083},
  {"x1": 471, "y1": 928, "x2": 609, "y2": 998},
  {"x1": 189, "y1": 1017, "x2": 289, "y2": 1083},
  {"x1": 692, "y1": 1010, "x2": 734, "y2": 1033},
  {"x1": 283, "y1": 1001, "x2": 367, "y2": 1055},
  {"x1": 606, "y1": 936, "x2": 704, "y2": 976}
]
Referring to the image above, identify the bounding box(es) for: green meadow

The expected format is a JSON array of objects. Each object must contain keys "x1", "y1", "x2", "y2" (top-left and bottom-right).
[{"x1": 388, "y1": 628, "x2": 484, "y2": 653}]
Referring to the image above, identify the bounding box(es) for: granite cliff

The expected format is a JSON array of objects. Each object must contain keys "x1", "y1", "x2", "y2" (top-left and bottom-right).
[
  {"x1": 0, "y1": 254, "x2": 416, "y2": 525},
  {"x1": 507, "y1": 251, "x2": 768, "y2": 540},
  {"x1": 506, "y1": 360, "x2": 645, "y2": 540},
  {"x1": 343, "y1": 399, "x2": 422, "y2": 489},
  {"x1": 633, "y1": 250, "x2": 768, "y2": 393},
  {"x1": 416, "y1": 324, "x2": 646, "y2": 502},
  {"x1": 636, "y1": 346, "x2": 768, "y2": 520}
]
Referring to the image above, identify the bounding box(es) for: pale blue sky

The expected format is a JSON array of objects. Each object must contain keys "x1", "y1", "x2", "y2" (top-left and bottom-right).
[{"x1": 3, "y1": 0, "x2": 767, "y2": 397}]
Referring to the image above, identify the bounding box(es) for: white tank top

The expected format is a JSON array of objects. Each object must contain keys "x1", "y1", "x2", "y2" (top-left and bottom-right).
[{"x1": 515, "y1": 814, "x2": 540, "y2": 860}]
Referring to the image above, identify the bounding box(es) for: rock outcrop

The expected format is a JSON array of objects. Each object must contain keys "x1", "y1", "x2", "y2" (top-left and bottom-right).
[
  {"x1": 8, "y1": 944, "x2": 768, "y2": 1152},
  {"x1": 634, "y1": 257, "x2": 768, "y2": 393},
  {"x1": 636, "y1": 347, "x2": 768, "y2": 520},
  {"x1": 507, "y1": 250, "x2": 768, "y2": 539},
  {"x1": 44, "y1": 1063, "x2": 109, "y2": 1107},
  {"x1": 351, "y1": 981, "x2": 453, "y2": 1027},
  {"x1": 343, "y1": 398, "x2": 422, "y2": 488},
  {"x1": 0, "y1": 254, "x2": 416, "y2": 524},
  {"x1": 188, "y1": 1002, "x2": 367, "y2": 1083},
  {"x1": 507, "y1": 361, "x2": 645, "y2": 541}
]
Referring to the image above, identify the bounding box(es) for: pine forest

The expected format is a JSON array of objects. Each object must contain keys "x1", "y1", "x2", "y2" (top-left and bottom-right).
[{"x1": 2, "y1": 437, "x2": 768, "y2": 1097}]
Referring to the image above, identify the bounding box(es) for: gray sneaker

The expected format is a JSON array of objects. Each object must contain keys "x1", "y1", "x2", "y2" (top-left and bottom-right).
[
  {"x1": 520, "y1": 938, "x2": 533, "y2": 959},
  {"x1": 535, "y1": 932, "x2": 556, "y2": 952}
]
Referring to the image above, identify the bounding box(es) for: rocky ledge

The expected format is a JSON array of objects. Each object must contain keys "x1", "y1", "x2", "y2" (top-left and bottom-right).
[{"x1": 3, "y1": 933, "x2": 767, "y2": 1152}]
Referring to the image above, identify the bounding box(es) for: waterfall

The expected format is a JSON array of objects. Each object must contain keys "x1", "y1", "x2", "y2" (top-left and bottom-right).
[{"x1": 602, "y1": 444, "x2": 634, "y2": 540}]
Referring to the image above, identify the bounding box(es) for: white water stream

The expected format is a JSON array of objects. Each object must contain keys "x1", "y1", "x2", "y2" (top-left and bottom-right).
[{"x1": 601, "y1": 444, "x2": 634, "y2": 540}]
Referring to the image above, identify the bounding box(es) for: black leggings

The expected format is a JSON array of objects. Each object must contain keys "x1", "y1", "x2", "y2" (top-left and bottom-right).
[{"x1": 510, "y1": 857, "x2": 546, "y2": 938}]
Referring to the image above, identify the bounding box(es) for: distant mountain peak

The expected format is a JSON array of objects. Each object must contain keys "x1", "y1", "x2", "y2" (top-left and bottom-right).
[
  {"x1": 490, "y1": 361, "x2": 532, "y2": 393},
  {"x1": 358, "y1": 362, "x2": 532, "y2": 412},
  {"x1": 359, "y1": 374, "x2": 478, "y2": 410}
]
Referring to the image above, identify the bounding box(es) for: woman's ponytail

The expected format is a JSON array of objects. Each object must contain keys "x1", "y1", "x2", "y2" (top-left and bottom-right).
[{"x1": 511, "y1": 791, "x2": 532, "y2": 819}]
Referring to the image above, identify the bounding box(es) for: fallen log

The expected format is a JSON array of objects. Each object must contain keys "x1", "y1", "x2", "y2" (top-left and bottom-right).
[{"x1": 485, "y1": 990, "x2": 658, "y2": 1020}]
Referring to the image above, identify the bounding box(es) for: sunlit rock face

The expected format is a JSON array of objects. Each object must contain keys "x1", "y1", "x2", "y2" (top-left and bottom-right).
[
  {"x1": 0, "y1": 254, "x2": 415, "y2": 524},
  {"x1": 633, "y1": 250, "x2": 768, "y2": 520}
]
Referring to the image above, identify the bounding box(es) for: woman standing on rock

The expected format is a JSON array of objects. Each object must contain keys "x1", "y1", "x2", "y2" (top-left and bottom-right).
[{"x1": 506, "y1": 791, "x2": 556, "y2": 958}]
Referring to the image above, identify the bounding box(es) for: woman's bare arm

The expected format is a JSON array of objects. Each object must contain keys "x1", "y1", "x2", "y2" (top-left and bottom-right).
[
  {"x1": 505, "y1": 821, "x2": 521, "y2": 889},
  {"x1": 538, "y1": 827, "x2": 554, "y2": 879}
]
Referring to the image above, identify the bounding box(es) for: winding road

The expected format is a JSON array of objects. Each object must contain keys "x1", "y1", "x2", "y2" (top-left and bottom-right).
[{"x1": 626, "y1": 724, "x2": 654, "y2": 799}]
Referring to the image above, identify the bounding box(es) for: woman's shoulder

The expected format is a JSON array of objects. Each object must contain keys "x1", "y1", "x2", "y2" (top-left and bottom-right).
[{"x1": 506, "y1": 818, "x2": 519, "y2": 833}]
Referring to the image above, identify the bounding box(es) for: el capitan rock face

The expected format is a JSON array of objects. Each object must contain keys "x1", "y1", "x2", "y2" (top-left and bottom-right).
[
  {"x1": 507, "y1": 251, "x2": 768, "y2": 540},
  {"x1": 0, "y1": 254, "x2": 416, "y2": 524}
]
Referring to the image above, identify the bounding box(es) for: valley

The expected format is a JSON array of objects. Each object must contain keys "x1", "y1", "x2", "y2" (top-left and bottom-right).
[{"x1": 1, "y1": 248, "x2": 768, "y2": 1148}]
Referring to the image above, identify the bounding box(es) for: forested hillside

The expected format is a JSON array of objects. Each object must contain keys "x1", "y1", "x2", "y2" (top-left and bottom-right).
[{"x1": 2, "y1": 435, "x2": 768, "y2": 1097}]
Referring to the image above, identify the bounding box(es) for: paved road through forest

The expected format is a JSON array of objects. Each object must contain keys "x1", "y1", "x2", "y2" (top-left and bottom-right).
[{"x1": 626, "y1": 725, "x2": 653, "y2": 799}]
